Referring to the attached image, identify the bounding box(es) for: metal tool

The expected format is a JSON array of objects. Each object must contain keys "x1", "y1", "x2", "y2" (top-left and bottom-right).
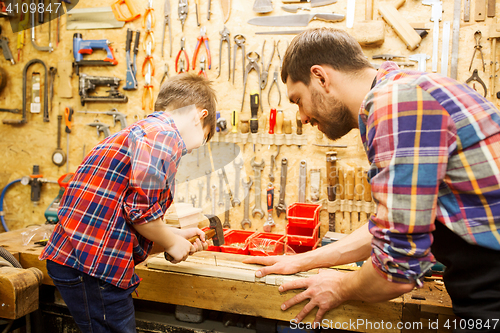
[
  {"x1": 372, "y1": 54, "x2": 404, "y2": 61},
  {"x1": 162, "y1": 0, "x2": 172, "y2": 57},
  {"x1": 255, "y1": 30, "x2": 304, "y2": 35},
  {"x1": 221, "y1": 0, "x2": 231, "y2": 23},
  {"x1": 178, "y1": 0, "x2": 188, "y2": 31},
  {"x1": 232, "y1": 34, "x2": 246, "y2": 85},
  {"x1": 269, "y1": 154, "x2": 276, "y2": 182},
  {"x1": 268, "y1": 66, "x2": 281, "y2": 106},
  {"x1": 87, "y1": 120, "x2": 111, "y2": 138},
  {"x1": 0, "y1": 36, "x2": 15, "y2": 65},
  {"x1": 223, "y1": 191, "x2": 231, "y2": 228},
  {"x1": 72, "y1": 33, "x2": 117, "y2": 75},
  {"x1": 205, "y1": 170, "x2": 212, "y2": 201},
  {"x1": 469, "y1": 30, "x2": 485, "y2": 72},
  {"x1": 142, "y1": 58, "x2": 154, "y2": 111},
  {"x1": 164, "y1": 214, "x2": 225, "y2": 261},
  {"x1": 79, "y1": 74, "x2": 128, "y2": 106},
  {"x1": 195, "y1": 0, "x2": 201, "y2": 26},
  {"x1": 253, "y1": 0, "x2": 273, "y2": 13},
  {"x1": 310, "y1": 168, "x2": 321, "y2": 202},
  {"x1": 218, "y1": 170, "x2": 224, "y2": 206},
  {"x1": 197, "y1": 181, "x2": 204, "y2": 208},
  {"x1": 466, "y1": 69, "x2": 487, "y2": 97},
  {"x1": 281, "y1": 5, "x2": 310, "y2": 12},
  {"x1": 263, "y1": 183, "x2": 275, "y2": 232},
  {"x1": 464, "y1": 0, "x2": 470, "y2": 21},
  {"x1": 30, "y1": 0, "x2": 53, "y2": 53},
  {"x1": 190, "y1": 194, "x2": 197, "y2": 206},
  {"x1": 160, "y1": 64, "x2": 170, "y2": 85},
  {"x1": 282, "y1": 0, "x2": 338, "y2": 6},
  {"x1": 207, "y1": 0, "x2": 212, "y2": 19},
  {"x1": 77, "y1": 108, "x2": 127, "y2": 130},
  {"x1": 422, "y1": 0, "x2": 442, "y2": 72},
  {"x1": 250, "y1": 157, "x2": 265, "y2": 219},
  {"x1": 124, "y1": 29, "x2": 140, "y2": 91},
  {"x1": 193, "y1": 27, "x2": 211, "y2": 70},
  {"x1": 185, "y1": 177, "x2": 190, "y2": 203},
  {"x1": 326, "y1": 151, "x2": 338, "y2": 230},
  {"x1": 198, "y1": 56, "x2": 208, "y2": 78},
  {"x1": 241, "y1": 177, "x2": 253, "y2": 229},
  {"x1": 275, "y1": 158, "x2": 288, "y2": 218},
  {"x1": 211, "y1": 185, "x2": 217, "y2": 214},
  {"x1": 408, "y1": 54, "x2": 430, "y2": 72},
  {"x1": 111, "y1": 0, "x2": 141, "y2": 22},
  {"x1": 260, "y1": 40, "x2": 275, "y2": 90},
  {"x1": 233, "y1": 158, "x2": 243, "y2": 206},
  {"x1": 65, "y1": 107, "x2": 74, "y2": 172},
  {"x1": 52, "y1": 115, "x2": 66, "y2": 167},
  {"x1": 175, "y1": 37, "x2": 190, "y2": 73},
  {"x1": 298, "y1": 160, "x2": 306, "y2": 203},
  {"x1": 450, "y1": 0, "x2": 461, "y2": 79},
  {"x1": 218, "y1": 26, "x2": 231, "y2": 80},
  {"x1": 441, "y1": 21, "x2": 451, "y2": 77},
  {"x1": 241, "y1": 52, "x2": 262, "y2": 113},
  {"x1": 247, "y1": 13, "x2": 345, "y2": 26}
]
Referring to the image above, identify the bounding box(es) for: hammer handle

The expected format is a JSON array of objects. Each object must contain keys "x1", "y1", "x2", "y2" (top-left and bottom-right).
[{"x1": 164, "y1": 229, "x2": 215, "y2": 262}]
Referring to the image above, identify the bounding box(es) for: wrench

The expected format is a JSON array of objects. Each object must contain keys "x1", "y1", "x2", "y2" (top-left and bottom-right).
[
  {"x1": 185, "y1": 177, "x2": 190, "y2": 203},
  {"x1": 275, "y1": 158, "x2": 288, "y2": 218},
  {"x1": 211, "y1": 185, "x2": 217, "y2": 215},
  {"x1": 205, "y1": 170, "x2": 211, "y2": 202},
  {"x1": 298, "y1": 160, "x2": 306, "y2": 203},
  {"x1": 269, "y1": 154, "x2": 275, "y2": 182},
  {"x1": 197, "y1": 181, "x2": 204, "y2": 208},
  {"x1": 263, "y1": 183, "x2": 275, "y2": 232},
  {"x1": 218, "y1": 170, "x2": 224, "y2": 206},
  {"x1": 241, "y1": 177, "x2": 253, "y2": 229},
  {"x1": 223, "y1": 191, "x2": 231, "y2": 228},
  {"x1": 233, "y1": 158, "x2": 243, "y2": 206},
  {"x1": 250, "y1": 157, "x2": 265, "y2": 219},
  {"x1": 190, "y1": 194, "x2": 197, "y2": 207}
]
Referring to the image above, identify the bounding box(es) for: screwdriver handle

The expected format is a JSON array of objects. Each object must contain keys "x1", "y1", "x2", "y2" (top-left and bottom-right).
[
  {"x1": 284, "y1": 119, "x2": 292, "y2": 134},
  {"x1": 64, "y1": 107, "x2": 74, "y2": 134},
  {"x1": 126, "y1": 29, "x2": 132, "y2": 52},
  {"x1": 267, "y1": 183, "x2": 274, "y2": 212},
  {"x1": 276, "y1": 110, "x2": 284, "y2": 134},
  {"x1": 269, "y1": 108, "x2": 276, "y2": 134},
  {"x1": 231, "y1": 110, "x2": 238, "y2": 133},
  {"x1": 250, "y1": 90, "x2": 259, "y2": 134},
  {"x1": 296, "y1": 110, "x2": 303, "y2": 135}
]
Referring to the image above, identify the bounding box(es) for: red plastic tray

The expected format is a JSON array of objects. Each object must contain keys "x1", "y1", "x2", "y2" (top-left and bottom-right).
[
  {"x1": 286, "y1": 203, "x2": 321, "y2": 247},
  {"x1": 219, "y1": 230, "x2": 257, "y2": 255},
  {"x1": 202, "y1": 227, "x2": 230, "y2": 252},
  {"x1": 248, "y1": 232, "x2": 286, "y2": 256},
  {"x1": 286, "y1": 239, "x2": 320, "y2": 254}
]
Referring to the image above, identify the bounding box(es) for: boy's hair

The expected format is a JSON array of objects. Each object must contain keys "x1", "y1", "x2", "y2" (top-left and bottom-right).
[
  {"x1": 281, "y1": 28, "x2": 372, "y2": 85},
  {"x1": 155, "y1": 73, "x2": 217, "y2": 142}
]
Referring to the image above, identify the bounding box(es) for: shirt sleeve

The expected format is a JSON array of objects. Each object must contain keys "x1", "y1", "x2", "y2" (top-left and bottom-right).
[
  {"x1": 363, "y1": 81, "x2": 451, "y2": 287},
  {"x1": 123, "y1": 128, "x2": 182, "y2": 225}
]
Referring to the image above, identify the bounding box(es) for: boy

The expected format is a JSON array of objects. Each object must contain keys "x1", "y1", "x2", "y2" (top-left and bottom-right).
[{"x1": 40, "y1": 73, "x2": 217, "y2": 332}]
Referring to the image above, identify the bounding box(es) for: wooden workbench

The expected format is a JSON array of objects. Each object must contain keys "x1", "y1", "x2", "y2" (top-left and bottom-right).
[{"x1": 0, "y1": 228, "x2": 455, "y2": 333}]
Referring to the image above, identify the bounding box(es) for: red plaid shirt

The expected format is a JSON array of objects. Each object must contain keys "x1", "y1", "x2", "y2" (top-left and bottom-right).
[{"x1": 40, "y1": 112, "x2": 187, "y2": 289}]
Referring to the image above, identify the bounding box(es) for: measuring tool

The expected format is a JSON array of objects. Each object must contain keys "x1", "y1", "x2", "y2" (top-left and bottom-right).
[{"x1": 52, "y1": 115, "x2": 66, "y2": 167}]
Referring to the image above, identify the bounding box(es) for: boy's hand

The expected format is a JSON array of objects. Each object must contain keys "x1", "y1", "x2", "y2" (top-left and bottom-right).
[
  {"x1": 164, "y1": 234, "x2": 198, "y2": 264},
  {"x1": 173, "y1": 228, "x2": 209, "y2": 253}
]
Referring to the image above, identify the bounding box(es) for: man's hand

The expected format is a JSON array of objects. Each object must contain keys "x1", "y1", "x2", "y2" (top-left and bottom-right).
[
  {"x1": 243, "y1": 255, "x2": 303, "y2": 277},
  {"x1": 279, "y1": 269, "x2": 351, "y2": 326}
]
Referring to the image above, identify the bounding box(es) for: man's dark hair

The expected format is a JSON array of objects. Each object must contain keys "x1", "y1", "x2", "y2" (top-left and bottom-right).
[
  {"x1": 155, "y1": 73, "x2": 217, "y2": 142},
  {"x1": 281, "y1": 28, "x2": 372, "y2": 85}
]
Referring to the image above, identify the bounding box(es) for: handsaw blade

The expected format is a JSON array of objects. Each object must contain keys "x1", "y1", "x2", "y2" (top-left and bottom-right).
[
  {"x1": 221, "y1": 0, "x2": 231, "y2": 23},
  {"x1": 281, "y1": 0, "x2": 338, "y2": 7},
  {"x1": 247, "y1": 13, "x2": 344, "y2": 26}
]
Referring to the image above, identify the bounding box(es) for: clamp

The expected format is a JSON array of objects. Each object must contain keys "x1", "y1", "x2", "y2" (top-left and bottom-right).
[
  {"x1": 193, "y1": 27, "x2": 211, "y2": 70},
  {"x1": 217, "y1": 25, "x2": 231, "y2": 80},
  {"x1": 469, "y1": 30, "x2": 485, "y2": 72},
  {"x1": 466, "y1": 69, "x2": 487, "y2": 97},
  {"x1": 268, "y1": 66, "x2": 281, "y2": 106},
  {"x1": 175, "y1": 37, "x2": 190, "y2": 73},
  {"x1": 241, "y1": 51, "x2": 262, "y2": 113},
  {"x1": 260, "y1": 40, "x2": 275, "y2": 90},
  {"x1": 232, "y1": 34, "x2": 246, "y2": 85}
]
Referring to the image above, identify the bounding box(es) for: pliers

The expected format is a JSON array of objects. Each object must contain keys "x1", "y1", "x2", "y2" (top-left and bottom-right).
[
  {"x1": 217, "y1": 25, "x2": 231, "y2": 80},
  {"x1": 198, "y1": 56, "x2": 207, "y2": 78},
  {"x1": 175, "y1": 37, "x2": 190, "y2": 73},
  {"x1": 143, "y1": 0, "x2": 156, "y2": 28},
  {"x1": 143, "y1": 14, "x2": 155, "y2": 52},
  {"x1": 160, "y1": 63, "x2": 169, "y2": 85},
  {"x1": 469, "y1": 30, "x2": 485, "y2": 72},
  {"x1": 260, "y1": 40, "x2": 275, "y2": 90},
  {"x1": 268, "y1": 66, "x2": 281, "y2": 106},
  {"x1": 142, "y1": 64, "x2": 154, "y2": 111},
  {"x1": 241, "y1": 52, "x2": 262, "y2": 113},
  {"x1": 178, "y1": 0, "x2": 188, "y2": 31},
  {"x1": 232, "y1": 34, "x2": 246, "y2": 85},
  {"x1": 142, "y1": 40, "x2": 155, "y2": 77},
  {"x1": 193, "y1": 27, "x2": 211, "y2": 70},
  {"x1": 161, "y1": 0, "x2": 172, "y2": 58}
]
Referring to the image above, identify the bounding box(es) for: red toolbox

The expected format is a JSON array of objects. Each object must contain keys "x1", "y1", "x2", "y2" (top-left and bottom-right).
[
  {"x1": 219, "y1": 230, "x2": 257, "y2": 255},
  {"x1": 202, "y1": 227, "x2": 231, "y2": 252},
  {"x1": 248, "y1": 232, "x2": 287, "y2": 256},
  {"x1": 286, "y1": 203, "x2": 321, "y2": 247}
]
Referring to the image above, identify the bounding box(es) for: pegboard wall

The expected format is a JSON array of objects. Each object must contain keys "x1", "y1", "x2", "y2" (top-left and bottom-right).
[{"x1": 0, "y1": 0, "x2": 496, "y2": 241}]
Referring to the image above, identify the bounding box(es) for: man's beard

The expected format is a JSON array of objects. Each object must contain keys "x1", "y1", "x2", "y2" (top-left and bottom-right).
[{"x1": 310, "y1": 88, "x2": 357, "y2": 141}]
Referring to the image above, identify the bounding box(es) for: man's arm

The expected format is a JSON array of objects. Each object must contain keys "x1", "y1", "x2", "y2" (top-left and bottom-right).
[
  {"x1": 244, "y1": 223, "x2": 373, "y2": 276},
  {"x1": 279, "y1": 258, "x2": 415, "y2": 325}
]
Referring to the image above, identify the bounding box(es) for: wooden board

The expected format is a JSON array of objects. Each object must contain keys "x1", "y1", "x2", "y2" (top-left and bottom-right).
[
  {"x1": 475, "y1": 0, "x2": 487, "y2": 21},
  {"x1": 378, "y1": 2, "x2": 422, "y2": 50}
]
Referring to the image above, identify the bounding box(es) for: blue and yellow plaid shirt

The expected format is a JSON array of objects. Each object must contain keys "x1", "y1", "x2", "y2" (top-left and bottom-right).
[{"x1": 360, "y1": 62, "x2": 500, "y2": 286}]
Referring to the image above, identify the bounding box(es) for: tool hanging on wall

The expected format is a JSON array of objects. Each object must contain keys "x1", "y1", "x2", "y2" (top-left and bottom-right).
[
  {"x1": 87, "y1": 119, "x2": 111, "y2": 138},
  {"x1": 77, "y1": 108, "x2": 127, "y2": 130},
  {"x1": 52, "y1": 115, "x2": 66, "y2": 167},
  {"x1": 178, "y1": 0, "x2": 188, "y2": 31},
  {"x1": 30, "y1": 0, "x2": 52, "y2": 52},
  {"x1": 247, "y1": 13, "x2": 345, "y2": 26},
  {"x1": 124, "y1": 29, "x2": 140, "y2": 90},
  {"x1": 422, "y1": 0, "x2": 442, "y2": 73},
  {"x1": 30, "y1": 72, "x2": 41, "y2": 114},
  {"x1": 66, "y1": 7, "x2": 126, "y2": 30},
  {"x1": 3, "y1": 59, "x2": 48, "y2": 125},
  {"x1": 79, "y1": 74, "x2": 128, "y2": 106},
  {"x1": 232, "y1": 34, "x2": 245, "y2": 85},
  {"x1": 195, "y1": 0, "x2": 201, "y2": 25},
  {"x1": 469, "y1": 30, "x2": 485, "y2": 72},
  {"x1": 162, "y1": 0, "x2": 172, "y2": 57},
  {"x1": 198, "y1": 56, "x2": 207, "y2": 78},
  {"x1": 310, "y1": 168, "x2": 320, "y2": 202},
  {"x1": 143, "y1": 66, "x2": 154, "y2": 110},
  {"x1": 378, "y1": 0, "x2": 421, "y2": 51},
  {"x1": 241, "y1": 177, "x2": 253, "y2": 229},
  {"x1": 488, "y1": 22, "x2": 500, "y2": 98},
  {"x1": 260, "y1": 40, "x2": 275, "y2": 90},
  {"x1": 251, "y1": 157, "x2": 265, "y2": 219},
  {"x1": 0, "y1": 36, "x2": 15, "y2": 65},
  {"x1": 73, "y1": 33, "x2": 117, "y2": 75},
  {"x1": 48, "y1": 67, "x2": 56, "y2": 114},
  {"x1": 160, "y1": 64, "x2": 170, "y2": 85},
  {"x1": 241, "y1": 52, "x2": 262, "y2": 113},
  {"x1": 143, "y1": 0, "x2": 155, "y2": 28},
  {"x1": 450, "y1": 0, "x2": 461, "y2": 79},
  {"x1": 64, "y1": 106, "x2": 74, "y2": 173},
  {"x1": 111, "y1": 0, "x2": 141, "y2": 21},
  {"x1": 275, "y1": 158, "x2": 288, "y2": 218},
  {"x1": 221, "y1": 0, "x2": 230, "y2": 23},
  {"x1": 263, "y1": 183, "x2": 275, "y2": 232},
  {"x1": 217, "y1": 26, "x2": 230, "y2": 80},
  {"x1": 17, "y1": 8, "x2": 29, "y2": 62},
  {"x1": 326, "y1": 151, "x2": 338, "y2": 231},
  {"x1": 268, "y1": 66, "x2": 281, "y2": 106},
  {"x1": 253, "y1": 0, "x2": 273, "y2": 13},
  {"x1": 409, "y1": 53, "x2": 430, "y2": 71},
  {"x1": 175, "y1": 37, "x2": 189, "y2": 73},
  {"x1": 466, "y1": 69, "x2": 487, "y2": 97},
  {"x1": 298, "y1": 160, "x2": 306, "y2": 203},
  {"x1": 207, "y1": 0, "x2": 211, "y2": 19},
  {"x1": 193, "y1": 27, "x2": 211, "y2": 70}
]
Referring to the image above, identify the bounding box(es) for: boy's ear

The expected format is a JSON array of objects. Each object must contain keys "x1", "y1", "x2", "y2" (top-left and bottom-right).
[{"x1": 199, "y1": 109, "x2": 208, "y2": 120}]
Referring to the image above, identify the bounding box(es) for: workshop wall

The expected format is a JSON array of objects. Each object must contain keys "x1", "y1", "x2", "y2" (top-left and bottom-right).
[{"x1": 0, "y1": 0, "x2": 495, "y2": 242}]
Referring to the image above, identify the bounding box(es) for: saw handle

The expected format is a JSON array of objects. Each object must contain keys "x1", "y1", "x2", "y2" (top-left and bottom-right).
[{"x1": 164, "y1": 228, "x2": 215, "y2": 262}]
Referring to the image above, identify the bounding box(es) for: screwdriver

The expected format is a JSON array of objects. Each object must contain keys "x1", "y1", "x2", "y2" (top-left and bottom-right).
[
  {"x1": 269, "y1": 108, "x2": 276, "y2": 134},
  {"x1": 250, "y1": 90, "x2": 259, "y2": 151},
  {"x1": 231, "y1": 110, "x2": 238, "y2": 133},
  {"x1": 296, "y1": 110, "x2": 303, "y2": 149},
  {"x1": 64, "y1": 106, "x2": 74, "y2": 173}
]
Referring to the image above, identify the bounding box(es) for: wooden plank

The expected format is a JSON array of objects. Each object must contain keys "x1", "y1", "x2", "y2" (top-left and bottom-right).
[
  {"x1": 378, "y1": 0, "x2": 422, "y2": 50},
  {"x1": 476, "y1": 0, "x2": 486, "y2": 21},
  {"x1": 488, "y1": 0, "x2": 496, "y2": 17}
]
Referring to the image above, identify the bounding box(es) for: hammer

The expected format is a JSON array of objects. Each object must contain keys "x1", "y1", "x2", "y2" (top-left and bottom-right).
[{"x1": 164, "y1": 214, "x2": 225, "y2": 262}]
